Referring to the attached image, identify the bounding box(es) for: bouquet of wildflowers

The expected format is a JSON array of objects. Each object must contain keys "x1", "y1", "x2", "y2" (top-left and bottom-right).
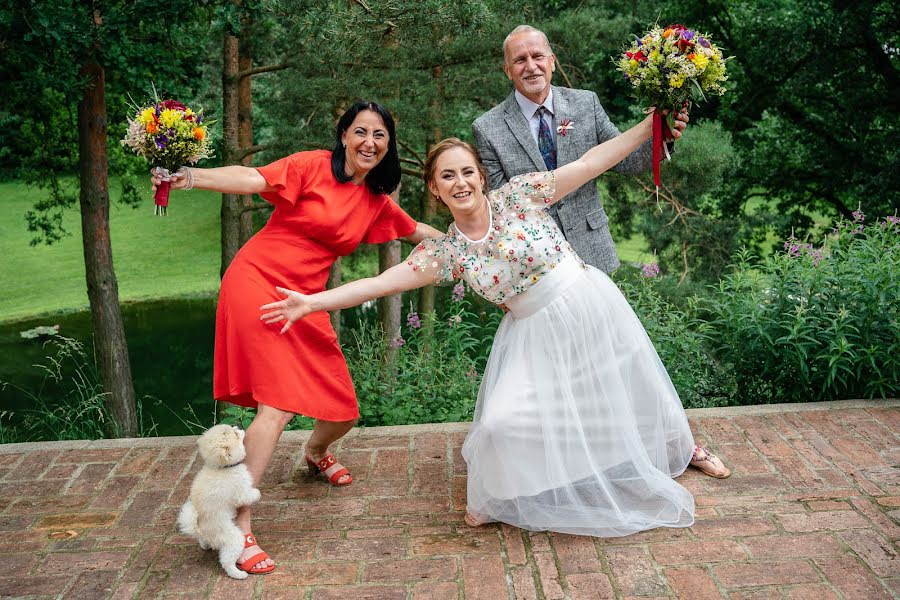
[
  {"x1": 617, "y1": 24, "x2": 728, "y2": 190},
  {"x1": 121, "y1": 98, "x2": 213, "y2": 215}
]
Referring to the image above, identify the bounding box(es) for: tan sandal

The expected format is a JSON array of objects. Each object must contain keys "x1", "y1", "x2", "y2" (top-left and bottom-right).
[{"x1": 690, "y1": 446, "x2": 731, "y2": 479}]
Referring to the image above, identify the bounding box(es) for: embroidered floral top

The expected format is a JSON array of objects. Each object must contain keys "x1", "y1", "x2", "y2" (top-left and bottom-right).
[{"x1": 406, "y1": 171, "x2": 584, "y2": 304}]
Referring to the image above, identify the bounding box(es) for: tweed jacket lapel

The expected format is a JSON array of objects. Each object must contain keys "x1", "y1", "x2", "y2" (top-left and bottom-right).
[
  {"x1": 552, "y1": 87, "x2": 577, "y2": 168},
  {"x1": 502, "y1": 92, "x2": 547, "y2": 172}
]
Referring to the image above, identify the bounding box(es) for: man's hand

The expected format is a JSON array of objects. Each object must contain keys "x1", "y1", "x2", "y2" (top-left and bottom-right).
[{"x1": 260, "y1": 286, "x2": 314, "y2": 334}]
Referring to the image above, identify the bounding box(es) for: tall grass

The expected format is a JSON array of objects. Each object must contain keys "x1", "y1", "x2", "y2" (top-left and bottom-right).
[{"x1": 0, "y1": 335, "x2": 210, "y2": 442}]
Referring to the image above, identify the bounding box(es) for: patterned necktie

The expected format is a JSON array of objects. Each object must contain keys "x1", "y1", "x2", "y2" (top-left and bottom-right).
[{"x1": 536, "y1": 106, "x2": 557, "y2": 170}]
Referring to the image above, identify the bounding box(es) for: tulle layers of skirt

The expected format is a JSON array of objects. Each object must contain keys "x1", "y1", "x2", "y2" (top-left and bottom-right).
[{"x1": 461, "y1": 257, "x2": 696, "y2": 537}]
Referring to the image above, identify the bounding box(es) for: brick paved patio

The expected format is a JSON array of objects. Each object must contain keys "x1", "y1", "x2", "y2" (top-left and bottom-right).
[{"x1": 0, "y1": 399, "x2": 897, "y2": 599}]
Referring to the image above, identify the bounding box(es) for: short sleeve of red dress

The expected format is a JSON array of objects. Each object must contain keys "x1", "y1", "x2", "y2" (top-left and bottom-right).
[
  {"x1": 362, "y1": 195, "x2": 417, "y2": 244},
  {"x1": 255, "y1": 153, "x2": 319, "y2": 206}
]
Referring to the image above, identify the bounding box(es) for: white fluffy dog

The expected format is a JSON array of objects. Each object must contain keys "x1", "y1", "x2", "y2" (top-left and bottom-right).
[{"x1": 177, "y1": 424, "x2": 260, "y2": 579}]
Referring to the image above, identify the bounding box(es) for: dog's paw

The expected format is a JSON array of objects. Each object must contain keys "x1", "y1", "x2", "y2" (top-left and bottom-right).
[
  {"x1": 248, "y1": 488, "x2": 261, "y2": 504},
  {"x1": 225, "y1": 567, "x2": 249, "y2": 580},
  {"x1": 199, "y1": 540, "x2": 211, "y2": 550}
]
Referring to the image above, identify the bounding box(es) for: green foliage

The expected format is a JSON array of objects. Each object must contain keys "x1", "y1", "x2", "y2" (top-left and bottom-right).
[
  {"x1": 219, "y1": 404, "x2": 258, "y2": 431},
  {"x1": 705, "y1": 212, "x2": 900, "y2": 403},
  {"x1": 604, "y1": 119, "x2": 743, "y2": 281},
  {"x1": 665, "y1": 0, "x2": 899, "y2": 239},
  {"x1": 349, "y1": 295, "x2": 501, "y2": 426},
  {"x1": 0, "y1": 0, "x2": 213, "y2": 243},
  {"x1": 218, "y1": 404, "x2": 315, "y2": 432}
]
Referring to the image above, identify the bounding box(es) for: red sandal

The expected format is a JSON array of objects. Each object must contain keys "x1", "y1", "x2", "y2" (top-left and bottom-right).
[
  {"x1": 237, "y1": 533, "x2": 276, "y2": 575},
  {"x1": 305, "y1": 453, "x2": 353, "y2": 486}
]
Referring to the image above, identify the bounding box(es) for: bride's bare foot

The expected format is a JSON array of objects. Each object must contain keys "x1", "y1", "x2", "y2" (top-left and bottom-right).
[{"x1": 464, "y1": 512, "x2": 484, "y2": 527}]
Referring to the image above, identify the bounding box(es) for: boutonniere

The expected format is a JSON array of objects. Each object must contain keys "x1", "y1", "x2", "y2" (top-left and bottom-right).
[{"x1": 556, "y1": 119, "x2": 574, "y2": 136}]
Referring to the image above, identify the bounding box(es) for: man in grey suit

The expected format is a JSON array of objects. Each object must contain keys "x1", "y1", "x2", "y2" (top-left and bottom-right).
[{"x1": 473, "y1": 25, "x2": 688, "y2": 274}]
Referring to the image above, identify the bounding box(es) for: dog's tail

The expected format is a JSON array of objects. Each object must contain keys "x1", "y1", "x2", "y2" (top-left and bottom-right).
[{"x1": 177, "y1": 500, "x2": 198, "y2": 537}]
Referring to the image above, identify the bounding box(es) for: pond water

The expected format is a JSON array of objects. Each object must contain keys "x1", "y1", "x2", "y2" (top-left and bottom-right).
[{"x1": 0, "y1": 297, "x2": 375, "y2": 437}]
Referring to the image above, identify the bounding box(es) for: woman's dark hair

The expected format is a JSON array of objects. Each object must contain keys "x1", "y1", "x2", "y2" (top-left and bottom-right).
[{"x1": 331, "y1": 101, "x2": 401, "y2": 195}]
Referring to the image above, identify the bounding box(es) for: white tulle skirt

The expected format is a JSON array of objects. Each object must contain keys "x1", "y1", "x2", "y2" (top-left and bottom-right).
[{"x1": 461, "y1": 257, "x2": 696, "y2": 537}]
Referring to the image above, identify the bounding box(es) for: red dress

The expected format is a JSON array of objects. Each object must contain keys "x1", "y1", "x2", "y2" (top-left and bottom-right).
[{"x1": 213, "y1": 150, "x2": 416, "y2": 420}]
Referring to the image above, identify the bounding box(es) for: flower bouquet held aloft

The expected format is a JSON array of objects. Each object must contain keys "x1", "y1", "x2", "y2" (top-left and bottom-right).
[
  {"x1": 616, "y1": 24, "x2": 728, "y2": 191},
  {"x1": 121, "y1": 98, "x2": 213, "y2": 215}
]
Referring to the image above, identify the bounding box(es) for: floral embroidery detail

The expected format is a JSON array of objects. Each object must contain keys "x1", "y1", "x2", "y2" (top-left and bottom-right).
[
  {"x1": 403, "y1": 171, "x2": 580, "y2": 303},
  {"x1": 405, "y1": 237, "x2": 454, "y2": 281}
]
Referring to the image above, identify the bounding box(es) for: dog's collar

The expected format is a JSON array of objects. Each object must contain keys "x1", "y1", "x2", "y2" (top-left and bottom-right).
[{"x1": 222, "y1": 460, "x2": 245, "y2": 469}]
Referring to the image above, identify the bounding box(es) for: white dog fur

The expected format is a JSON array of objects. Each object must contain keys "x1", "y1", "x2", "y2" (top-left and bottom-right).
[{"x1": 177, "y1": 424, "x2": 260, "y2": 579}]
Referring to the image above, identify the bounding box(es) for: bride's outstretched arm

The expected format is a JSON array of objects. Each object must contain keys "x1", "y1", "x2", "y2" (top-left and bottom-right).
[
  {"x1": 260, "y1": 262, "x2": 436, "y2": 334},
  {"x1": 551, "y1": 113, "x2": 654, "y2": 202}
]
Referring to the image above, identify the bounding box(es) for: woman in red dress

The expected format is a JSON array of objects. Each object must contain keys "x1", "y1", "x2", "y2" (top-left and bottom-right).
[{"x1": 152, "y1": 102, "x2": 442, "y2": 574}]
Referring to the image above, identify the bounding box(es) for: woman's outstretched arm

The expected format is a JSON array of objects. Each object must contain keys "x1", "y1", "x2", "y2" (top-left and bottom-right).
[
  {"x1": 551, "y1": 113, "x2": 654, "y2": 202},
  {"x1": 151, "y1": 165, "x2": 274, "y2": 195},
  {"x1": 260, "y1": 262, "x2": 436, "y2": 334}
]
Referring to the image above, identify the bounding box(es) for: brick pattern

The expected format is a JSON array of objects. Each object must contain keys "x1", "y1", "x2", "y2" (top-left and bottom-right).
[{"x1": 0, "y1": 403, "x2": 897, "y2": 598}]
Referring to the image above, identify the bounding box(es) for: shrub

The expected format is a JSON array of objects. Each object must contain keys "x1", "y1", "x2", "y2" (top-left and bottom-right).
[
  {"x1": 348, "y1": 286, "x2": 502, "y2": 427},
  {"x1": 705, "y1": 211, "x2": 900, "y2": 403}
]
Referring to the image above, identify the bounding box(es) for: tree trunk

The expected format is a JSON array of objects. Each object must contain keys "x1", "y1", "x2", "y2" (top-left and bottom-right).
[
  {"x1": 378, "y1": 241, "x2": 402, "y2": 365},
  {"x1": 379, "y1": 186, "x2": 404, "y2": 366},
  {"x1": 220, "y1": 32, "x2": 242, "y2": 278},
  {"x1": 238, "y1": 12, "x2": 255, "y2": 245},
  {"x1": 327, "y1": 258, "x2": 342, "y2": 342},
  {"x1": 417, "y1": 64, "x2": 443, "y2": 326},
  {"x1": 77, "y1": 60, "x2": 137, "y2": 437}
]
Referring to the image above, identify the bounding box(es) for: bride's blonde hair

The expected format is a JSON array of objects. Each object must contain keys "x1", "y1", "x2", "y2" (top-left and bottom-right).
[{"x1": 423, "y1": 138, "x2": 489, "y2": 202}]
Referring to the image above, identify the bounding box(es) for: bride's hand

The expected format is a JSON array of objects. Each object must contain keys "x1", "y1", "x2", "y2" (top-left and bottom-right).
[
  {"x1": 668, "y1": 104, "x2": 689, "y2": 140},
  {"x1": 260, "y1": 286, "x2": 313, "y2": 334},
  {"x1": 642, "y1": 106, "x2": 688, "y2": 140}
]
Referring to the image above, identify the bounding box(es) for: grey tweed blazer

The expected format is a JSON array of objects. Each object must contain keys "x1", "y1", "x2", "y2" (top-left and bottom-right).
[{"x1": 472, "y1": 86, "x2": 654, "y2": 274}]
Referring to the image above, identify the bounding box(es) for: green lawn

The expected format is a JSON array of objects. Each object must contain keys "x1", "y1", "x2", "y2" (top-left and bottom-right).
[
  {"x1": 614, "y1": 233, "x2": 653, "y2": 266},
  {"x1": 0, "y1": 180, "x2": 221, "y2": 323}
]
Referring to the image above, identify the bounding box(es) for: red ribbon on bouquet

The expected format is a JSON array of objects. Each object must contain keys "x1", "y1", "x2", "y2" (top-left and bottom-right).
[
  {"x1": 154, "y1": 181, "x2": 170, "y2": 216},
  {"x1": 152, "y1": 166, "x2": 171, "y2": 216},
  {"x1": 651, "y1": 110, "x2": 673, "y2": 190}
]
